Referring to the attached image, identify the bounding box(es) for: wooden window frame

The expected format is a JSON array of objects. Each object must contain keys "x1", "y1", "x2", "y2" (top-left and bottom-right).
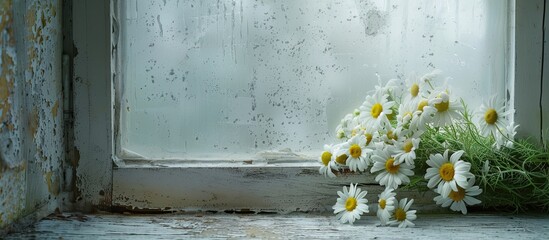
[{"x1": 72, "y1": 0, "x2": 548, "y2": 212}]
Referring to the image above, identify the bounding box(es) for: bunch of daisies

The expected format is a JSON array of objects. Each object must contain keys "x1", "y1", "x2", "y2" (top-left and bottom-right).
[{"x1": 320, "y1": 70, "x2": 519, "y2": 226}]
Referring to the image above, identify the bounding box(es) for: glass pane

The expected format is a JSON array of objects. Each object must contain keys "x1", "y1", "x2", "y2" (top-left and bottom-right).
[{"x1": 118, "y1": 0, "x2": 509, "y2": 160}]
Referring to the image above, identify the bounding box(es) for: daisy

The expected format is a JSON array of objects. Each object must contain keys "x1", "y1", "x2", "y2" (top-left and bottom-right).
[
  {"x1": 434, "y1": 178, "x2": 482, "y2": 214},
  {"x1": 424, "y1": 150, "x2": 474, "y2": 198},
  {"x1": 380, "y1": 125, "x2": 407, "y2": 144},
  {"x1": 476, "y1": 96, "x2": 513, "y2": 137},
  {"x1": 335, "y1": 113, "x2": 359, "y2": 141},
  {"x1": 403, "y1": 72, "x2": 429, "y2": 105},
  {"x1": 393, "y1": 138, "x2": 420, "y2": 165},
  {"x1": 333, "y1": 183, "x2": 369, "y2": 224},
  {"x1": 419, "y1": 69, "x2": 443, "y2": 83},
  {"x1": 494, "y1": 121, "x2": 519, "y2": 150},
  {"x1": 370, "y1": 146, "x2": 414, "y2": 190},
  {"x1": 318, "y1": 144, "x2": 339, "y2": 178},
  {"x1": 377, "y1": 188, "x2": 397, "y2": 225},
  {"x1": 396, "y1": 100, "x2": 417, "y2": 126},
  {"x1": 410, "y1": 98, "x2": 436, "y2": 133},
  {"x1": 375, "y1": 77, "x2": 404, "y2": 99},
  {"x1": 359, "y1": 89, "x2": 395, "y2": 131},
  {"x1": 331, "y1": 143, "x2": 348, "y2": 166},
  {"x1": 388, "y1": 198, "x2": 417, "y2": 228},
  {"x1": 428, "y1": 91, "x2": 463, "y2": 127},
  {"x1": 362, "y1": 127, "x2": 380, "y2": 148},
  {"x1": 338, "y1": 135, "x2": 371, "y2": 172}
]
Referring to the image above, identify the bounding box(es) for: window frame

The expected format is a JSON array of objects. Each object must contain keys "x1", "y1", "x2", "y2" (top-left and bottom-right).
[{"x1": 72, "y1": 0, "x2": 547, "y2": 212}]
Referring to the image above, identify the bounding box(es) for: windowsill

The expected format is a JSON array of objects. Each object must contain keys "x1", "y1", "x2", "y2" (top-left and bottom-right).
[{"x1": 5, "y1": 212, "x2": 549, "y2": 239}]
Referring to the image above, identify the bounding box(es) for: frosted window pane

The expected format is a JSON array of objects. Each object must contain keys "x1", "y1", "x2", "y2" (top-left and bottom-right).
[{"x1": 118, "y1": 0, "x2": 509, "y2": 160}]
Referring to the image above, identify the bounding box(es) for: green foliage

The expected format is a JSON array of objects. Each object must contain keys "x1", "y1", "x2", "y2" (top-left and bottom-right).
[{"x1": 408, "y1": 102, "x2": 549, "y2": 212}]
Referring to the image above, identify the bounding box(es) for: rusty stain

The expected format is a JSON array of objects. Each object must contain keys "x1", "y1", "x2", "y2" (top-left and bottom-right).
[
  {"x1": 51, "y1": 100, "x2": 59, "y2": 117},
  {"x1": 41, "y1": 10, "x2": 46, "y2": 28},
  {"x1": 45, "y1": 171, "x2": 60, "y2": 196},
  {"x1": 30, "y1": 107, "x2": 39, "y2": 137},
  {"x1": 0, "y1": 0, "x2": 15, "y2": 124},
  {"x1": 25, "y1": 4, "x2": 36, "y2": 32}
]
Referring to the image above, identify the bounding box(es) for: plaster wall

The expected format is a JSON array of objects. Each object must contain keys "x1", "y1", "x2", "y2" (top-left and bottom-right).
[{"x1": 0, "y1": 0, "x2": 63, "y2": 231}]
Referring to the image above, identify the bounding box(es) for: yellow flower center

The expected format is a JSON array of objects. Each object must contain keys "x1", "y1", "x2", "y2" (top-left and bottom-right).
[
  {"x1": 410, "y1": 84, "x2": 419, "y2": 97},
  {"x1": 403, "y1": 140, "x2": 414, "y2": 153},
  {"x1": 321, "y1": 151, "x2": 332, "y2": 166},
  {"x1": 349, "y1": 144, "x2": 362, "y2": 158},
  {"x1": 351, "y1": 129, "x2": 358, "y2": 136},
  {"x1": 434, "y1": 95, "x2": 449, "y2": 112},
  {"x1": 379, "y1": 199, "x2": 387, "y2": 209},
  {"x1": 371, "y1": 103, "x2": 383, "y2": 118},
  {"x1": 448, "y1": 186, "x2": 466, "y2": 202},
  {"x1": 345, "y1": 197, "x2": 358, "y2": 211},
  {"x1": 365, "y1": 133, "x2": 373, "y2": 145},
  {"x1": 336, "y1": 154, "x2": 348, "y2": 165},
  {"x1": 395, "y1": 208, "x2": 407, "y2": 221},
  {"x1": 385, "y1": 158, "x2": 400, "y2": 174},
  {"x1": 439, "y1": 162, "x2": 455, "y2": 181},
  {"x1": 387, "y1": 131, "x2": 397, "y2": 141},
  {"x1": 484, "y1": 108, "x2": 498, "y2": 125},
  {"x1": 417, "y1": 100, "x2": 429, "y2": 111},
  {"x1": 404, "y1": 112, "x2": 412, "y2": 119}
]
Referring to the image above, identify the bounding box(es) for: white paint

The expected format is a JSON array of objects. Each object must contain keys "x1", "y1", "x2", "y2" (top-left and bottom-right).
[
  {"x1": 73, "y1": 0, "x2": 113, "y2": 208},
  {"x1": 113, "y1": 165, "x2": 440, "y2": 213},
  {"x1": 543, "y1": 0, "x2": 549, "y2": 146},
  {"x1": 514, "y1": 0, "x2": 544, "y2": 142},
  {"x1": 6, "y1": 213, "x2": 549, "y2": 239}
]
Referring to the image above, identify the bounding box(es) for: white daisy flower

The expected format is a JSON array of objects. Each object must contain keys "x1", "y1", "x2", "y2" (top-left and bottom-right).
[
  {"x1": 393, "y1": 138, "x2": 420, "y2": 165},
  {"x1": 388, "y1": 198, "x2": 417, "y2": 228},
  {"x1": 419, "y1": 69, "x2": 443, "y2": 83},
  {"x1": 375, "y1": 77, "x2": 404, "y2": 99},
  {"x1": 476, "y1": 96, "x2": 513, "y2": 138},
  {"x1": 359, "y1": 90, "x2": 395, "y2": 131},
  {"x1": 494, "y1": 121, "x2": 519, "y2": 150},
  {"x1": 332, "y1": 143, "x2": 348, "y2": 166},
  {"x1": 336, "y1": 129, "x2": 346, "y2": 140},
  {"x1": 410, "y1": 98, "x2": 436, "y2": 133},
  {"x1": 403, "y1": 73, "x2": 429, "y2": 105},
  {"x1": 377, "y1": 188, "x2": 397, "y2": 225},
  {"x1": 434, "y1": 178, "x2": 482, "y2": 214},
  {"x1": 396, "y1": 100, "x2": 417, "y2": 126},
  {"x1": 335, "y1": 113, "x2": 360, "y2": 141},
  {"x1": 318, "y1": 144, "x2": 339, "y2": 178},
  {"x1": 380, "y1": 125, "x2": 407, "y2": 144},
  {"x1": 362, "y1": 127, "x2": 381, "y2": 149},
  {"x1": 428, "y1": 91, "x2": 463, "y2": 127},
  {"x1": 338, "y1": 135, "x2": 371, "y2": 172},
  {"x1": 370, "y1": 147, "x2": 414, "y2": 190},
  {"x1": 424, "y1": 150, "x2": 474, "y2": 198},
  {"x1": 333, "y1": 183, "x2": 369, "y2": 224}
]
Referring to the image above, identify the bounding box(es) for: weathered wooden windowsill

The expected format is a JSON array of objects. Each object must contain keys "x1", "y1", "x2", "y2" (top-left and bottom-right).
[{"x1": 5, "y1": 212, "x2": 549, "y2": 239}]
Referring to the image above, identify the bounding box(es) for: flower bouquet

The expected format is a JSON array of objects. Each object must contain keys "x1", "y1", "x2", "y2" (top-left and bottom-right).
[{"x1": 319, "y1": 70, "x2": 549, "y2": 227}]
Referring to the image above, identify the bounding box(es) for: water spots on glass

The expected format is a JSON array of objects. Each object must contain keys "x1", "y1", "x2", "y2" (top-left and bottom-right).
[{"x1": 118, "y1": 0, "x2": 509, "y2": 160}]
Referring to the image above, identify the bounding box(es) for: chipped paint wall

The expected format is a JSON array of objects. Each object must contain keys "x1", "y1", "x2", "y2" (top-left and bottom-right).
[{"x1": 0, "y1": 0, "x2": 63, "y2": 231}]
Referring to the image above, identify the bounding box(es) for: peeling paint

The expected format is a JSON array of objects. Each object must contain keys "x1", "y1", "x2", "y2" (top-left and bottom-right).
[
  {"x1": 1, "y1": 0, "x2": 64, "y2": 231},
  {"x1": 0, "y1": 0, "x2": 25, "y2": 230}
]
